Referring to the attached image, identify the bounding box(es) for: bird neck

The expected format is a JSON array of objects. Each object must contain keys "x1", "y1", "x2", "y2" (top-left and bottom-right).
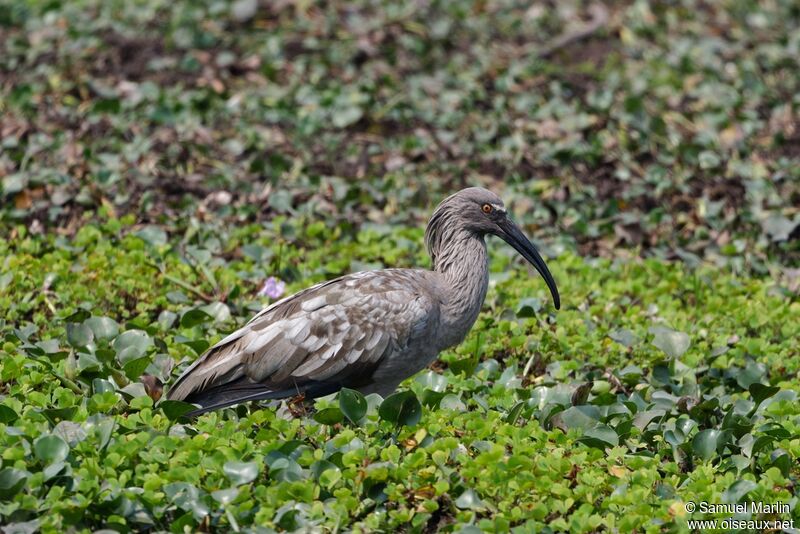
[{"x1": 433, "y1": 231, "x2": 489, "y2": 345}]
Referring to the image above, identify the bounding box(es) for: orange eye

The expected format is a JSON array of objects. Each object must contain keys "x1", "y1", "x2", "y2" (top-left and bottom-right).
[{"x1": 482, "y1": 204, "x2": 493, "y2": 214}]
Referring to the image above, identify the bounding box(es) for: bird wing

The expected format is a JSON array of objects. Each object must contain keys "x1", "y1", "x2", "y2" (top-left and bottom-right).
[{"x1": 166, "y1": 270, "x2": 438, "y2": 413}]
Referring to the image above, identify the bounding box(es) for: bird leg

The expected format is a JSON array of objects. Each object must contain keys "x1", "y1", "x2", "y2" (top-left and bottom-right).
[{"x1": 286, "y1": 392, "x2": 308, "y2": 417}]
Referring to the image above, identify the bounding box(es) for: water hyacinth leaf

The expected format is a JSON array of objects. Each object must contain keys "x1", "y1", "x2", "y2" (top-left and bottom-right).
[
  {"x1": 414, "y1": 370, "x2": 448, "y2": 392},
  {"x1": 761, "y1": 214, "x2": 798, "y2": 242},
  {"x1": 85, "y1": 316, "x2": 120, "y2": 341},
  {"x1": 212, "y1": 487, "x2": 239, "y2": 505},
  {"x1": 313, "y1": 407, "x2": 344, "y2": 425},
  {"x1": 439, "y1": 394, "x2": 466, "y2": 412},
  {"x1": 633, "y1": 410, "x2": 667, "y2": 430},
  {"x1": 0, "y1": 468, "x2": 29, "y2": 499},
  {"x1": 66, "y1": 322, "x2": 93, "y2": 348},
  {"x1": 516, "y1": 297, "x2": 542, "y2": 317},
  {"x1": 608, "y1": 328, "x2": 639, "y2": 347},
  {"x1": 42, "y1": 460, "x2": 67, "y2": 481},
  {"x1": 180, "y1": 308, "x2": 213, "y2": 328},
  {"x1": 748, "y1": 382, "x2": 779, "y2": 407},
  {"x1": 34, "y1": 434, "x2": 69, "y2": 464},
  {"x1": 0, "y1": 405, "x2": 18, "y2": 424},
  {"x1": 339, "y1": 388, "x2": 367, "y2": 424},
  {"x1": 134, "y1": 225, "x2": 168, "y2": 247},
  {"x1": 455, "y1": 488, "x2": 485, "y2": 510},
  {"x1": 224, "y1": 461, "x2": 259, "y2": 485},
  {"x1": 182, "y1": 339, "x2": 210, "y2": 356},
  {"x1": 692, "y1": 429, "x2": 731, "y2": 460},
  {"x1": 578, "y1": 424, "x2": 619, "y2": 449},
  {"x1": 123, "y1": 356, "x2": 151, "y2": 380},
  {"x1": 319, "y1": 467, "x2": 342, "y2": 489},
  {"x1": 649, "y1": 327, "x2": 690, "y2": 358},
  {"x1": 64, "y1": 310, "x2": 91, "y2": 324},
  {"x1": 721, "y1": 479, "x2": 757, "y2": 503},
  {"x1": 113, "y1": 330, "x2": 153, "y2": 363},
  {"x1": 770, "y1": 449, "x2": 791, "y2": 476},
  {"x1": 201, "y1": 302, "x2": 231, "y2": 323},
  {"x1": 41, "y1": 407, "x2": 78, "y2": 426},
  {"x1": 552, "y1": 406, "x2": 599, "y2": 431},
  {"x1": 505, "y1": 401, "x2": 526, "y2": 424},
  {"x1": 160, "y1": 400, "x2": 197, "y2": 421},
  {"x1": 311, "y1": 460, "x2": 340, "y2": 481},
  {"x1": 736, "y1": 360, "x2": 767, "y2": 389},
  {"x1": 88, "y1": 417, "x2": 115, "y2": 451},
  {"x1": 157, "y1": 310, "x2": 178, "y2": 330},
  {"x1": 378, "y1": 391, "x2": 422, "y2": 427},
  {"x1": 53, "y1": 420, "x2": 88, "y2": 446}
]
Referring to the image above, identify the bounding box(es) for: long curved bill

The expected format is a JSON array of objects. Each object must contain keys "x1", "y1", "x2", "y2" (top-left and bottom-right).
[{"x1": 497, "y1": 218, "x2": 561, "y2": 310}]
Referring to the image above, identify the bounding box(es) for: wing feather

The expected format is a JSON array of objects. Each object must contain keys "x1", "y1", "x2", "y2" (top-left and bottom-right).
[{"x1": 167, "y1": 270, "x2": 438, "y2": 409}]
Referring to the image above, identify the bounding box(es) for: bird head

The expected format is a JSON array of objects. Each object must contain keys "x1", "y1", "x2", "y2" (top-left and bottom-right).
[{"x1": 426, "y1": 187, "x2": 560, "y2": 309}]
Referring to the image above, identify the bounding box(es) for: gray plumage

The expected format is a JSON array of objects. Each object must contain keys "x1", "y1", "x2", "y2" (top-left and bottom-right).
[{"x1": 167, "y1": 187, "x2": 560, "y2": 415}]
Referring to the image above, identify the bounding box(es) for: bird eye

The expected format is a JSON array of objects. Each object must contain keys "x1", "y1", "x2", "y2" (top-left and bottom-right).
[{"x1": 482, "y1": 204, "x2": 493, "y2": 214}]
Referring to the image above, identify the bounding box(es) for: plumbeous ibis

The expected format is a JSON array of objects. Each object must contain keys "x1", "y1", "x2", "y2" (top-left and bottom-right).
[{"x1": 167, "y1": 187, "x2": 560, "y2": 415}]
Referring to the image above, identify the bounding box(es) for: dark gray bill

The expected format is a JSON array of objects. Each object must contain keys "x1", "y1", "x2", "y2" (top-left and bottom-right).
[{"x1": 497, "y1": 218, "x2": 560, "y2": 309}]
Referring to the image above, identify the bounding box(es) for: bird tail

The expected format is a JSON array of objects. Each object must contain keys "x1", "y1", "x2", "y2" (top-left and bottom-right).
[
  {"x1": 179, "y1": 379, "x2": 343, "y2": 417},
  {"x1": 183, "y1": 385, "x2": 289, "y2": 416}
]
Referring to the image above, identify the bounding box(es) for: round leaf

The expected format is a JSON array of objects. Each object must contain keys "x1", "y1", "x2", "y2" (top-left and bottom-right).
[
  {"x1": 0, "y1": 468, "x2": 29, "y2": 498},
  {"x1": 113, "y1": 330, "x2": 153, "y2": 363},
  {"x1": 339, "y1": 388, "x2": 367, "y2": 424},
  {"x1": 160, "y1": 400, "x2": 197, "y2": 421},
  {"x1": 180, "y1": 308, "x2": 212, "y2": 328},
  {"x1": 378, "y1": 391, "x2": 422, "y2": 427},
  {"x1": 85, "y1": 316, "x2": 120, "y2": 341},
  {"x1": 223, "y1": 461, "x2": 259, "y2": 485},
  {"x1": 313, "y1": 407, "x2": 344, "y2": 425},
  {"x1": 66, "y1": 322, "x2": 93, "y2": 348},
  {"x1": 34, "y1": 434, "x2": 69, "y2": 464},
  {"x1": 650, "y1": 327, "x2": 690, "y2": 358}
]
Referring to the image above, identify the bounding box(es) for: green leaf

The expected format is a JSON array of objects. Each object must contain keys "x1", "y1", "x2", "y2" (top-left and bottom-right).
[
  {"x1": 123, "y1": 356, "x2": 151, "y2": 380},
  {"x1": 455, "y1": 488, "x2": 485, "y2": 510},
  {"x1": 0, "y1": 405, "x2": 18, "y2": 424},
  {"x1": 578, "y1": 425, "x2": 619, "y2": 449},
  {"x1": 552, "y1": 406, "x2": 600, "y2": 431},
  {"x1": 737, "y1": 360, "x2": 767, "y2": 389},
  {"x1": 85, "y1": 316, "x2": 120, "y2": 341},
  {"x1": 180, "y1": 308, "x2": 213, "y2": 328},
  {"x1": 134, "y1": 226, "x2": 168, "y2": 247},
  {"x1": 160, "y1": 400, "x2": 197, "y2": 421},
  {"x1": 339, "y1": 388, "x2": 367, "y2": 424},
  {"x1": 608, "y1": 328, "x2": 639, "y2": 347},
  {"x1": 182, "y1": 339, "x2": 210, "y2": 355},
  {"x1": 770, "y1": 449, "x2": 791, "y2": 476},
  {"x1": 34, "y1": 434, "x2": 69, "y2": 464},
  {"x1": 313, "y1": 407, "x2": 344, "y2": 425},
  {"x1": 516, "y1": 297, "x2": 542, "y2": 318},
  {"x1": 378, "y1": 391, "x2": 422, "y2": 427},
  {"x1": 113, "y1": 330, "x2": 153, "y2": 363},
  {"x1": 748, "y1": 382, "x2": 779, "y2": 407},
  {"x1": 721, "y1": 479, "x2": 757, "y2": 503},
  {"x1": 64, "y1": 310, "x2": 90, "y2": 323},
  {"x1": 223, "y1": 461, "x2": 259, "y2": 485},
  {"x1": 0, "y1": 468, "x2": 29, "y2": 499},
  {"x1": 66, "y1": 322, "x2": 94, "y2": 348},
  {"x1": 212, "y1": 487, "x2": 239, "y2": 504},
  {"x1": 692, "y1": 429, "x2": 731, "y2": 461},
  {"x1": 650, "y1": 327, "x2": 690, "y2": 358},
  {"x1": 157, "y1": 310, "x2": 178, "y2": 330}
]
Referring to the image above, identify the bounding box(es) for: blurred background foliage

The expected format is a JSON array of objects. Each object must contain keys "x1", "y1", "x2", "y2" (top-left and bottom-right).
[{"x1": 1, "y1": 0, "x2": 798, "y2": 271}]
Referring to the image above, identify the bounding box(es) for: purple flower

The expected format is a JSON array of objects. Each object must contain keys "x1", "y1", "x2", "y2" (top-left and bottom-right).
[{"x1": 258, "y1": 276, "x2": 286, "y2": 299}]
